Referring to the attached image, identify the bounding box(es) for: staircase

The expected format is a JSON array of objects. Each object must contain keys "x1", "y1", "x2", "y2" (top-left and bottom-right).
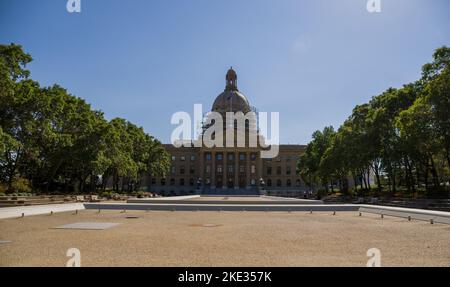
[{"x1": 201, "y1": 187, "x2": 260, "y2": 196}]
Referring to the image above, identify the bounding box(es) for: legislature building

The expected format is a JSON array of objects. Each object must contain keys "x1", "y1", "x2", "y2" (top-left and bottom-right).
[{"x1": 148, "y1": 68, "x2": 308, "y2": 196}]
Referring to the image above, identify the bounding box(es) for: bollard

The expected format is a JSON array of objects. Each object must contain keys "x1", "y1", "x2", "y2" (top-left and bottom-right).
[
  {"x1": 381, "y1": 214, "x2": 384, "y2": 219},
  {"x1": 310, "y1": 210, "x2": 313, "y2": 214},
  {"x1": 359, "y1": 212, "x2": 362, "y2": 217},
  {"x1": 75, "y1": 209, "x2": 78, "y2": 215},
  {"x1": 430, "y1": 219, "x2": 434, "y2": 225},
  {"x1": 408, "y1": 216, "x2": 411, "y2": 221},
  {"x1": 333, "y1": 211, "x2": 336, "y2": 216},
  {"x1": 21, "y1": 213, "x2": 25, "y2": 218},
  {"x1": 50, "y1": 211, "x2": 53, "y2": 215},
  {"x1": 98, "y1": 209, "x2": 101, "y2": 213}
]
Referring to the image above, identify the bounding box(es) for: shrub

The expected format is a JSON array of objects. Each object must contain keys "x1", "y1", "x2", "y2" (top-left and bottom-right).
[
  {"x1": 100, "y1": 191, "x2": 112, "y2": 199},
  {"x1": 10, "y1": 177, "x2": 32, "y2": 194}
]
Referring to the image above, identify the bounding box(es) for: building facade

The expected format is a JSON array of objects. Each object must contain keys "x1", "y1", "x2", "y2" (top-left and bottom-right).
[{"x1": 148, "y1": 68, "x2": 308, "y2": 196}]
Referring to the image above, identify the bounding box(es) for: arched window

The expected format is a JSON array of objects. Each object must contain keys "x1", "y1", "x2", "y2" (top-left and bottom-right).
[{"x1": 277, "y1": 179, "x2": 282, "y2": 187}]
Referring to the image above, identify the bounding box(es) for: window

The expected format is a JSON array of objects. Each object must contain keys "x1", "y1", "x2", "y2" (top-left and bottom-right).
[
  {"x1": 180, "y1": 156, "x2": 186, "y2": 161},
  {"x1": 180, "y1": 178, "x2": 185, "y2": 186},
  {"x1": 205, "y1": 153, "x2": 211, "y2": 161},
  {"x1": 189, "y1": 165, "x2": 195, "y2": 174},
  {"x1": 180, "y1": 166, "x2": 185, "y2": 175},
  {"x1": 251, "y1": 179, "x2": 256, "y2": 185},
  {"x1": 189, "y1": 178, "x2": 195, "y2": 186},
  {"x1": 205, "y1": 165, "x2": 210, "y2": 174},
  {"x1": 228, "y1": 165, "x2": 234, "y2": 173},
  {"x1": 171, "y1": 156, "x2": 176, "y2": 161},
  {"x1": 250, "y1": 153, "x2": 257, "y2": 161},
  {"x1": 228, "y1": 153, "x2": 235, "y2": 161},
  {"x1": 251, "y1": 165, "x2": 256, "y2": 174},
  {"x1": 190, "y1": 155, "x2": 196, "y2": 161},
  {"x1": 267, "y1": 179, "x2": 272, "y2": 187},
  {"x1": 161, "y1": 178, "x2": 166, "y2": 186},
  {"x1": 171, "y1": 166, "x2": 176, "y2": 175},
  {"x1": 239, "y1": 153, "x2": 246, "y2": 161},
  {"x1": 287, "y1": 179, "x2": 291, "y2": 187},
  {"x1": 170, "y1": 178, "x2": 175, "y2": 186},
  {"x1": 276, "y1": 166, "x2": 281, "y2": 175},
  {"x1": 286, "y1": 166, "x2": 291, "y2": 175},
  {"x1": 216, "y1": 153, "x2": 223, "y2": 161},
  {"x1": 239, "y1": 165, "x2": 245, "y2": 173},
  {"x1": 151, "y1": 178, "x2": 156, "y2": 184},
  {"x1": 277, "y1": 179, "x2": 282, "y2": 187},
  {"x1": 217, "y1": 165, "x2": 223, "y2": 173},
  {"x1": 267, "y1": 166, "x2": 272, "y2": 175}
]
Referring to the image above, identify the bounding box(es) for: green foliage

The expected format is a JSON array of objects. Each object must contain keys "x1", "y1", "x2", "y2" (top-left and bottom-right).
[
  {"x1": 0, "y1": 43, "x2": 170, "y2": 194},
  {"x1": 9, "y1": 176, "x2": 32, "y2": 194},
  {"x1": 299, "y1": 46, "x2": 450, "y2": 197}
]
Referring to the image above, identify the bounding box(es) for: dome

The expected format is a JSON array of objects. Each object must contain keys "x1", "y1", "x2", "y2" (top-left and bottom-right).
[
  {"x1": 212, "y1": 90, "x2": 250, "y2": 113},
  {"x1": 211, "y1": 68, "x2": 251, "y2": 113}
]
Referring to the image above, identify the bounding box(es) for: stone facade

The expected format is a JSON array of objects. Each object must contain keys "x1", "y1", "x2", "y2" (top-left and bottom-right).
[{"x1": 148, "y1": 68, "x2": 308, "y2": 196}]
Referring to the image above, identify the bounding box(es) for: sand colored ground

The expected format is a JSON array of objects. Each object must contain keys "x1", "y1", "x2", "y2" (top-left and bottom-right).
[{"x1": 0, "y1": 210, "x2": 449, "y2": 267}]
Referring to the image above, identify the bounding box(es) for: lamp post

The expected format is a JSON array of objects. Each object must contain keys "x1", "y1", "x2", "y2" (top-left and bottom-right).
[
  {"x1": 259, "y1": 177, "x2": 266, "y2": 196},
  {"x1": 196, "y1": 177, "x2": 202, "y2": 194}
]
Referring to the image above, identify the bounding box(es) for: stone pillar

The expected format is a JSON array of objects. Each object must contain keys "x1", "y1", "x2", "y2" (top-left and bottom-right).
[
  {"x1": 222, "y1": 151, "x2": 227, "y2": 189},
  {"x1": 234, "y1": 152, "x2": 239, "y2": 189},
  {"x1": 246, "y1": 152, "x2": 251, "y2": 189},
  {"x1": 256, "y1": 152, "x2": 262, "y2": 189},
  {"x1": 211, "y1": 151, "x2": 216, "y2": 189},
  {"x1": 199, "y1": 151, "x2": 204, "y2": 192}
]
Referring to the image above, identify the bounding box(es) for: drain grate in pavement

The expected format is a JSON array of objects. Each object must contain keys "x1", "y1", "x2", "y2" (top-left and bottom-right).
[
  {"x1": 53, "y1": 222, "x2": 121, "y2": 230},
  {"x1": 190, "y1": 223, "x2": 222, "y2": 228}
]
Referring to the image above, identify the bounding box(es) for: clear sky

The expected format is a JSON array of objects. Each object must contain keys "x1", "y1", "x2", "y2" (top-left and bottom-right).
[{"x1": 1, "y1": 0, "x2": 449, "y2": 144}]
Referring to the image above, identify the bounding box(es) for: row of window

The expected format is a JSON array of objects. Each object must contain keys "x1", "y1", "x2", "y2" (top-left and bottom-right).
[
  {"x1": 152, "y1": 178, "x2": 302, "y2": 187},
  {"x1": 266, "y1": 166, "x2": 294, "y2": 175},
  {"x1": 171, "y1": 153, "x2": 260, "y2": 162},
  {"x1": 171, "y1": 155, "x2": 196, "y2": 161},
  {"x1": 204, "y1": 152, "x2": 258, "y2": 161},
  {"x1": 170, "y1": 165, "x2": 295, "y2": 175}
]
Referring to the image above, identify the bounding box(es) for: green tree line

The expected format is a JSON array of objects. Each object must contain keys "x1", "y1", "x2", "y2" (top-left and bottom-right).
[
  {"x1": 298, "y1": 47, "x2": 450, "y2": 198},
  {"x1": 0, "y1": 44, "x2": 170, "y2": 194}
]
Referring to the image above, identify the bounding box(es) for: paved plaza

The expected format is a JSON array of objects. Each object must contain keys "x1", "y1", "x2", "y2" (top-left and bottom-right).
[{"x1": 1, "y1": 209, "x2": 449, "y2": 266}]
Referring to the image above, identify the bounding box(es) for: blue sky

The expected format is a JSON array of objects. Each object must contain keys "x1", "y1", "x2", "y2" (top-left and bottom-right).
[{"x1": 1, "y1": 0, "x2": 449, "y2": 144}]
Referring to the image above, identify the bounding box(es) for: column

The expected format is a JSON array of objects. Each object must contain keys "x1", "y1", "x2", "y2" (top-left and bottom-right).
[
  {"x1": 211, "y1": 151, "x2": 216, "y2": 189},
  {"x1": 222, "y1": 151, "x2": 227, "y2": 189},
  {"x1": 199, "y1": 151, "x2": 204, "y2": 192},
  {"x1": 246, "y1": 152, "x2": 251, "y2": 189},
  {"x1": 234, "y1": 152, "x2": 239, "y2": 189},
  {"x1": 256, "y1": 152, "x2": 262, "y2": 189}
]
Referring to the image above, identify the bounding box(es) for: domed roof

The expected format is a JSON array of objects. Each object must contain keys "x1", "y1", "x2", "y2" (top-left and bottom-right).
[
  {"x1": 211, "y1": 68, "x2": 251, "y2": 113},
  {"x1": 212, "y1": 90, "x2": 251, "y2": 113}
]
